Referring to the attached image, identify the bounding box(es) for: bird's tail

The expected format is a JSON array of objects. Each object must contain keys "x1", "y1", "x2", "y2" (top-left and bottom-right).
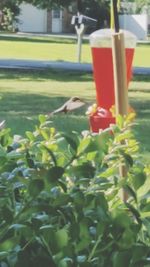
[{"x1": 0, "y1": 120, "x2": 5, "y2": 130}]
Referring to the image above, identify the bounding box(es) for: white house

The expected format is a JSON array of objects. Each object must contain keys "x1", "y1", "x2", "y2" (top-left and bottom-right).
[
  {"x1": 17, "y1": 3, "x2": 72, "y2": 33},
  {"x1": 119, "y1": 14, "x2": 149, "y2": 40},
  {"x1": 17, "y1": 3, "x2": 150, "y2": 39}
]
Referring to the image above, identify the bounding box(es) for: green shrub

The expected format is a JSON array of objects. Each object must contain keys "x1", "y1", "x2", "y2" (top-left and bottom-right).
[
  {"x1": 0, "y1": 7, "x2": 18, "y2": 32},
  {"x1": 0, "y1": 114, "x2": 150, "y2": 267}
]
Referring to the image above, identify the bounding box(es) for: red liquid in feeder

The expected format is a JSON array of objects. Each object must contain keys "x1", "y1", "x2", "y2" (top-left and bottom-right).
[{"x1": 91, "y1": 47, "x2": 135, "y2": 110}]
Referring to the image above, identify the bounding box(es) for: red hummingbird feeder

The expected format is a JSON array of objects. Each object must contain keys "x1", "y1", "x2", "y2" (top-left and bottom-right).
[{"x1": 89, "y1": 0, "x2": 136, "y2": 132}]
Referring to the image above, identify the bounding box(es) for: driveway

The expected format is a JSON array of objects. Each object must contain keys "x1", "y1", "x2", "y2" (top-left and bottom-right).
[{"x1": 0, "y1": 58, "x2": 150, "y2": 75}]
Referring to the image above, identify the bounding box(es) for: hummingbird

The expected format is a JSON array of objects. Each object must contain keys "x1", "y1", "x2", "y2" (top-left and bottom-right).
[{"x1": 48, "y1": 97, "x2": 85, "y2": 116}]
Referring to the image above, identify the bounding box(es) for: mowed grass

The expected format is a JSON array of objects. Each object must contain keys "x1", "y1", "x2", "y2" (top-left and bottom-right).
[
  {"x1": 0, "y1": 35, "x2": 150, "y2": 67},
  {"x1": 0, "y1": 69, "x2": 95, "y2": 134},
  {"x1": 0, "y1": 69, "x2": 149, "y2": 162}
]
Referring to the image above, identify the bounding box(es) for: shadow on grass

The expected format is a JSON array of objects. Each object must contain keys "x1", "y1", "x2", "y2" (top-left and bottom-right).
[
  {"x1": 0, "y1": 70, "x2": 150, "y2": 83},
  {"x1": 0, "y1": 91, "x2": 89, "y2": 135},
  {"x1": 133, "y1": 75, "x2": 150, "y2": 82},
  {"x1": 134, "y1": 121, "x2": 150, "y2": 152},
  {"x1": 130, "y1": 98, "x2": 150, "y2": 152},
  {"x1": 130, "y1": 98, "x2": 150, "y2": 114},
  {"x1": 0, "y1": 69, "x2": 93, "y2": 82},
  {"x1": 0, "y1": 90, "x2": 149, "y2": 150},
  {"x1": 0, "y1": 93, "x2": 88, "y2": 136},
  {"x1": 4, "y1": 113, "x2": 89, "y2": 136},
  {"x1": 0, "y1": 92, "x2": 88, "y2": 115},
  {"x1": 0, "y1": 35, "x2": 77, "y2": 44}
]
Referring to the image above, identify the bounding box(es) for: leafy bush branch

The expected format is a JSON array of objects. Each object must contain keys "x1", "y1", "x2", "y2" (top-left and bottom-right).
[{"x1": 0, "y1": 113, "x2": 150, "y2": 267}]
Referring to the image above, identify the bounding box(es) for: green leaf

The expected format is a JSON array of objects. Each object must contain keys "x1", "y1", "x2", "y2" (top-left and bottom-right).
[
  {"x1": 2, "y1": 206, "x2": 13, "y2": 223},
  {"x1": 26, "y1": 131, "x2": 35, "y2": 141},
  {"x1": 7, "y1": 150, "x2": 23, "y2": 160},
  {"x1": 140, "y1": 211, "x2": 150, "y2": 219},
  {"x1": 123, "y1": 153, "x2": 133, "y2": 167},
  {"x1": 131, "y1": 171, "x2": 147, "y2": 190},
  {"x1": 0, "y1": 132, "x2": 11, "y2": 147},
  {"x1": 117, "y1": 228, "x2": 135, "y2": 249},
  {"x1": 111, "y1": 209, "x2": 132, "y2": 228},
  {"x1": 39, "y1": 114, "x2": 47, "y2": 124},
  {"x1": 125, "y1": 203, "x2": 141, "y2": 224},
  {"x1": 86, "y1": 151, "x2": 98, "y2": 161},
  {"x1": 40, "y1": 223, "x2": 53, "y2": 231},
  {"x1": 40, "y1": 129, "x2": 50, "y2": 140},
  {"x1": 115, "y1": 131, "x2": 133, "y2": 143},
  {"x1": 116, "y1": 114, "x2": 124, "y2": 128},
  {"x1": 55, "y1": 229, "x2": 69, "y2": 249},
  {"x1": 112, "y1": 251, "x2": 131, "y2": 267},
  {"x1": 77, "y1": 137, "x2": 91, "y2": 155},
  {"x1": 0, "y1": 237, "x2": 19, "y2": 252},
  {"x1": 141, "y1": 202, "x2": 150, "y2": 212},
  {"x1": 58, "y1": 260, "x2": 68, "y2": 267},
  {"x1": 123, "y1": 185, "x2": 137, "y2": 202},
  {"x1": 95, "y1": 130, "x2": 112, "y2": 153},
  {"x1": 131, "y1": 244, "x2": 149, "y2": 264},
  {"x1": 0, "y1": 251, "x2": 9, "y2": 260},
  {"x1": 71, "y1": 190, "x2": 85, "y2": 206},
  {"x1": 26, "y1": 152, "x2": 35, "y2": 167},
  {"x1": 76, "y1": 219, "x2": 91, "y2": 251},
  {"x1": 47, "y1": 167, "x2": 64, "y2": 183},
  {"x1": 95, "y1": 193, "x2": 108, "y2": 211},
  {"x1": 71, "y1": 162, "x2": 95, "y2": 179},
  {"x1": 43, "y1": 146, "x2": 57, "y2": 166},
  {"x1": 58, "y1": 258, "x2": 73, "y2": 267},
  {"x1": 9, "y1": 224, "x2": 27, "y2": 231},
  {"x1": 99, "y1": 166, "x2": 116, "y2": 178},
  {"x1": 28, "y1": 179, "x2": 45, "y2": 197},
  {"x1": 40, "y1": 225, "x2": 55, "y2": 245},
  {"x1": 62, "y1": 134, "x2": 77, "y2": 152},
  {"x1": 0, "y1": 145, "x2": 7, "y2": 158}
]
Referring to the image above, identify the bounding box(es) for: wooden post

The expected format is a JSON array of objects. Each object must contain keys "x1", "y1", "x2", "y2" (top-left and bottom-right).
[
  {"x1": 112, "y1": 31, "x2": 128, "y2": 202},
  {"x1": 112, "y1": 32, "x2": 128, "y2": 115}
]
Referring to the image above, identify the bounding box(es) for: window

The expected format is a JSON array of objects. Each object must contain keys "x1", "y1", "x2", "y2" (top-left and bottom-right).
[{"x1": 53, "y1": 9, "x2": 61, "y2": 19}]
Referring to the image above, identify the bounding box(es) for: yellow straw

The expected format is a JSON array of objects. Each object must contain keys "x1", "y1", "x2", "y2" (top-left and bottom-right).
[
  {"x1": 117, "y1": 0, "x2": 120, "y2": 11},
  {"x1": 110, "y1": 0, "x2": 121, "y2": 29},
  {"x1": 110, "y1": 0, "x2": 114, "y2": 29}
]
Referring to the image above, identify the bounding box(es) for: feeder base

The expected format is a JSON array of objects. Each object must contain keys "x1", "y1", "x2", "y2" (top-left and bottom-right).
[{"x1": 90, "y1": 115, "x2": 115, "y2": 133}]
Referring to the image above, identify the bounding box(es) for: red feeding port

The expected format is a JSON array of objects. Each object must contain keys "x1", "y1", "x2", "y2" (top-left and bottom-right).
[{"x1": 89, "y1": 107, "x2": 115, "y2": 133}]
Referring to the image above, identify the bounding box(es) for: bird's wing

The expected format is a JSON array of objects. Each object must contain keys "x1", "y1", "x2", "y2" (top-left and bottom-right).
[
  {"x1": 50, "y1": 97, "x2": 85, "y2": 115},
  {"x1": 52, "y1": 103, "x2": 67, "y2": 114},
  {"x1": 66, "y1": 100, "x2": 85, "y2": 111}
]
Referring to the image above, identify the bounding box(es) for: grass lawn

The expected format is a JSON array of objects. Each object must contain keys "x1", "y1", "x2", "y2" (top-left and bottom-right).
[
  {"x1": 0, "y1": 69, "x2": 149, "y2": 162},
  {"x1": 0, "y1": 35, "x2": 150, "y2": 67}
]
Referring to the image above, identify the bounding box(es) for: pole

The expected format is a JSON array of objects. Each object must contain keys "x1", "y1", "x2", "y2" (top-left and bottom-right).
[
  {"x1": 77, "y1": 0, "x2": 83, "y2": 13},
  {"x1": 75, "y1": 24, "x2": 85, "y2": 63},
  {"x1": 112, "y1": 0, "x2": 119, "y2": 32},
  {"x1": 111, "y1": 0, "x2": 128, "y2": 202},
  {"x1": 75, "y1": 0, "x2": 84, "y2": 63}
]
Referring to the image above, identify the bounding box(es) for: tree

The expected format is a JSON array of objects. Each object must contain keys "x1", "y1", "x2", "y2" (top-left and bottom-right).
[
  {"x1": 17, "y1": 0, "x2": 73, "y2": 9},
  {"x1": 134, "y1": 0, "x2": 150, "y2": 13},
  {"x1": 119, "y1": 0, "x2": 150, "y2": 14},
  {"x1": 16, "y1": 0, "x2": 110, "y2": 29},
  {"x1": 0, "y1": 0, "x2": 20, "y2": 31},
  {"x1": 0, "y1": 0, "x2": 20, "y2": 15},
  {"x1": 16, "y1": 0, "x2": 107, "y2": 9}
]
